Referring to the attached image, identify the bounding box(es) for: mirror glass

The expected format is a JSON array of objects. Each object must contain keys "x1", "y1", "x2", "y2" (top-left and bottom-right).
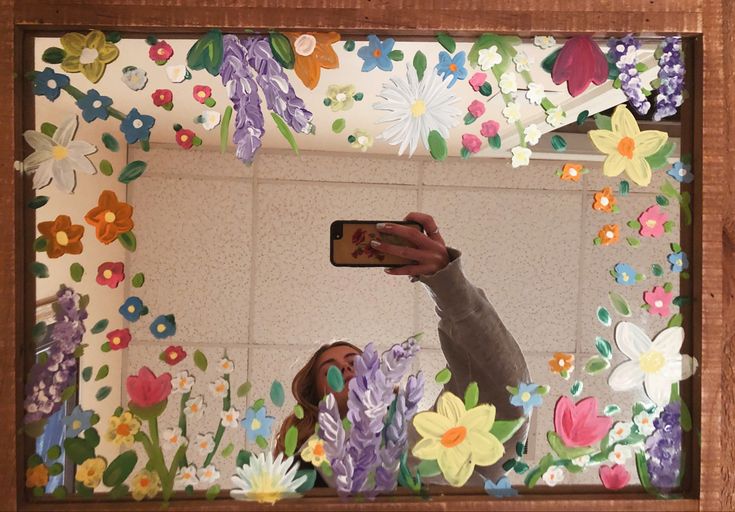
[{"x1": 24, "y1": 31, "x2": 695, "y2": 503}]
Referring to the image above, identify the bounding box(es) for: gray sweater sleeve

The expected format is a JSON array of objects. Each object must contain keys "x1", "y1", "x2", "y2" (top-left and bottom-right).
[{"x1": 417, "y1": 246, "x2": 531, "y2": 483}]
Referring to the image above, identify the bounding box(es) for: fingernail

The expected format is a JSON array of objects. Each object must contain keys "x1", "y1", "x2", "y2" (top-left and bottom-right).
[
  {"x1": 384, "y1": 268, "x2": 392, "y2": 273},
  {"x1": 370, "y1": 240, "x2": 381, "y2": 247},
  {"x1": 376, "y1": 222, "x2": 386, "y2": 229}
]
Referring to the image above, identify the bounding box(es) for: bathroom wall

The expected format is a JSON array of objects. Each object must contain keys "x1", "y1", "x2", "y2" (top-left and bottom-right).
[{"x1": 121, "y1": 144, "x2": 683, "y2": 486}]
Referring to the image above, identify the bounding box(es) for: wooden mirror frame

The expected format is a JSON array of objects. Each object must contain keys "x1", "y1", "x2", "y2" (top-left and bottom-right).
[{"x1": 1, "y1": 1, "x2": 732, "y2": 510}]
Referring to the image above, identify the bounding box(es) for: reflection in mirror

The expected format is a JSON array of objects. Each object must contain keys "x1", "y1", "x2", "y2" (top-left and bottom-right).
[{"x1": 23, "y1": 30, "x2": 695, "y2": 504}]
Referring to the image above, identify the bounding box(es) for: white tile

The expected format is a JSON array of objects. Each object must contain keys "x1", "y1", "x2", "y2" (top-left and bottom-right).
[
  {"x1": 131, "y1": 144, "x2": 254, "y2": 178},
  {"x1": 245, "y1": 345, "x2": 307, "y2": 453},
  {"x1": 126, "y1": 176, "x2": 252, "y2": 345},
  {"x1": 256, "y1": 148, "x2": 421, "y2": 185},
  {"x1": 253, "y1": 181, "x2": 417, "y2": 347},
  {"x1": 416, "y1": 188, "x2": 583, "y2": 353},
  {"x1": 423, "y1": 156, "x2": 584, "y2": 191}
]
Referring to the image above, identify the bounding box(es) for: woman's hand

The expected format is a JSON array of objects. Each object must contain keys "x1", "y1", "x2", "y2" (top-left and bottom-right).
[{"x1": 373, "y1": 212, "x2": 449, "y2": 277}]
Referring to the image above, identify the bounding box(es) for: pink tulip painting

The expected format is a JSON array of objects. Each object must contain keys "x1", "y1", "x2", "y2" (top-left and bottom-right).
[
  {"x1": 599, "y1": 464, "x2": 631, "y2": 490},
  {"x1": 126, "y1": 366, "x2": 172, "y2": 408},
  {"x1": 551, "y1": 36, "x2": 609, "y2": 97},
  {"x1": 553, "y1": 396, "x2": 612, "y2": 447}
]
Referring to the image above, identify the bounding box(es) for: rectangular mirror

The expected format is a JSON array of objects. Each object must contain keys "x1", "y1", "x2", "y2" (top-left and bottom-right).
[{"x1": 21, "y1": 29, "x2": 698, "y2": 506}]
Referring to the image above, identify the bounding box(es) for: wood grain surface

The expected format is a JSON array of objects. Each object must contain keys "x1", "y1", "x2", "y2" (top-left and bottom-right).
[{"x1": 1, "y1": 1, "x2": 730, "y2": 511}]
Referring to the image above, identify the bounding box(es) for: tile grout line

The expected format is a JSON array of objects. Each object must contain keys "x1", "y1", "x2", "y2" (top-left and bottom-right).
[
  {"x1": 574, "y1": 177, "x2": 588, "y2": 357},
  {"x1": 245, "y1": 164, "x2": 259, "y2": 410}
]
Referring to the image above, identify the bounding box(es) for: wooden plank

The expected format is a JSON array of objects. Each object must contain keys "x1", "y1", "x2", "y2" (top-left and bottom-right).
[
  {"x1": 698, "y1": 2, "x2": 726, "y2": 511},
  {"x1": 13, "y1": 4, "x2": 704, "y2": 34},
  {"x1": 719, "y1": 0, "x2": 735, "y2": 508},
  {"x1": 13, "y1": 0, "x2": 707, "y2": 11},
  {"x1": 2, "y1": 1, "x2": 730, "y2": 510},
  {"x1": 1, "y1": 0, "x2": 19, "y2": 509},
  {"x1": 20, "y1": 496, "x2": 701, "y2": 512}
]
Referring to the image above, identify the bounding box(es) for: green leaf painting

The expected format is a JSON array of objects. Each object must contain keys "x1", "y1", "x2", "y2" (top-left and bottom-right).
[
  {"x1": 118, "y1": 160, "x2": 147, "y2": 184},
  {"x1": 187, "y1": 29, "x2": 224, "y2": 76},
  {"x1": 608, "y1": 292, "x2": 631, "y2": 317},
  {"x1": 271, "y1": 112, "x2": 300, "y2": 156},
  {"x1": 194, "y1": 350, "x2": 208, "y2": 371},
  {"x1": 270, "y1": 380, "x2": 285, "y2": 407},
  {"x1": 269, "y1": 32, "x2": 295, "y2": 69}
]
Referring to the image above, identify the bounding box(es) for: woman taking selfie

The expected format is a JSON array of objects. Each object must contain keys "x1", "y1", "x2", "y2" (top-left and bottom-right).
[{"x1": 274, "y1": 211, "x2": 530, "y2": 487}]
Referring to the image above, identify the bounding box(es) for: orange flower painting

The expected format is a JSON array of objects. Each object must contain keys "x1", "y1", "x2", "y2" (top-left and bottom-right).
[
  {"x1": 548, "y1": 352, "x2": 575, "y2": 379},
  {"x1": 37, "y1": 215, "x2": 84, "y2": 258},
  {"x1": 84, "y1": 190, "x2": 134, "y2": 244},
  {"x1": 560, "y1": 163, "x2": 583, "y2": 182},
  {"x1": 25, "y1": 464, "x2": 49, "y2": 488},
  {"x1": 593, "y1": 187, "x2": 617, "y2": 213},
  {"x1": 284, "y1": 32, "x2": 340, "y2": 89},
  {"x1": 597, "y1": 224, "x2": 620, "y2": 245}
]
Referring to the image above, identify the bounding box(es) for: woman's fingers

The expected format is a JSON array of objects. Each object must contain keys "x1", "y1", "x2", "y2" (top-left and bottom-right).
[
  {"x1": 375, "y1": 212, "x2": 449, "y2": 278},
  {"x1": 404, "y1": 211, "x2": 446, "y2": 246},
  {"x1": 371, "y1": 239, "x2": 431, "y2": 263},
  {"x1": 376, "y1": 222, "x2": 443, "y2": 252}
]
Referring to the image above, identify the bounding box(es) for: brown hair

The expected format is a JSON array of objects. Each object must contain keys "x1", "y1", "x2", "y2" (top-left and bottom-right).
[{"x1": 274, "y1": 340, "x2": 362, "y2": 456}]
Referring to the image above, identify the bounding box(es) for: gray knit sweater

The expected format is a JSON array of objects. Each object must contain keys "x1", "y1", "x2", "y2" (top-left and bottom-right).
[{"x1": 414, "y1": 246, "x2": 531, "y2": 485}]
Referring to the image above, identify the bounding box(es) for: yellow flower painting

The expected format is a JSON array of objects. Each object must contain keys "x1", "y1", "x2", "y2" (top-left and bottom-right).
[
  {"x1": 60, "y1": 30, "x2": 119, "y2": 83},
  {"x1": 588, "y1": 104, "x2": 668, "y2": 187},
  {"x1": 411, "y1": 391, "x2": 504, "y2": 486}
]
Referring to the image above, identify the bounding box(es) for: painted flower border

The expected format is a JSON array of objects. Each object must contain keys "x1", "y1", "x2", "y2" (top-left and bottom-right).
[{"x1": 19, "y1": 28, "x2": 697, "y2": 505}]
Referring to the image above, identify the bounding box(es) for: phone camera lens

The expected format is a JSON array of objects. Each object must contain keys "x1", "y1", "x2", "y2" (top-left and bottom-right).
[{"x1": 335, "y1": 234, "x2": 341, "y2": 239}]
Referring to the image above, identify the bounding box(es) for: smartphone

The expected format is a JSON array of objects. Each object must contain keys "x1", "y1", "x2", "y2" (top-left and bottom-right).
[{"x1": 330, "y1": 220, "x2": 424, "y2": 267}]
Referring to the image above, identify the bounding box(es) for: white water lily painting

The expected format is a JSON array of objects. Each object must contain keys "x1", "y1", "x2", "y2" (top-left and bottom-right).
[
  {"x1": 608, "y1": 322, "x2": 698, "y2": 405},
  {"x1": 22, "y1": 115, "x2": 97, "y2": 193}
]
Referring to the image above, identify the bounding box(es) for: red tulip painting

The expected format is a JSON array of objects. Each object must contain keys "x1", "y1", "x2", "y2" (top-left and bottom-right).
[
  {"x1": 126, "y1": 366, "x2": 172, "y2": 409},
  {"x1": 553, "y1": 396, "x2": 612, "y2": 447},
  {"x1": 551, "y1": 36, "x2": 609, "y2": 97}
]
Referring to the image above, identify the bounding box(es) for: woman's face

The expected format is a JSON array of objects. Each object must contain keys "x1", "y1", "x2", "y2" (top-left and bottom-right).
[{"x1": 314, "y1": 344, "x2": 360, "y2": 415}]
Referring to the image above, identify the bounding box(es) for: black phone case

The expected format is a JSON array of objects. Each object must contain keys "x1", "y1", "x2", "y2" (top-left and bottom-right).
[{"x1": 330, "y1": 220, "x2": 424, "y2": 268}]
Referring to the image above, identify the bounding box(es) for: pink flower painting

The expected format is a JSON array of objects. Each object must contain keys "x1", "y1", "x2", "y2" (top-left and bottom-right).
[
  {"x1": 461, "y1": 134, "x2": 482, "y2": 153},
  {"x1": 553, "y1": 396, "x2": 612, "y2": 447},
  {"x1": 638, "y1": 205, "x2": 669, "y2": 238},
  {"x1": 480, "y1": 120, "x2": 500, "y2": 138},
  {"x1": 644, "y1": 286, "x2": 673, "y2": 317},
  {"x1": 469, "y1": 72, "x2": 487, "y2": 91},
  {"x1": 467, "y1": 100, "x2": 485, "y2": 118}
]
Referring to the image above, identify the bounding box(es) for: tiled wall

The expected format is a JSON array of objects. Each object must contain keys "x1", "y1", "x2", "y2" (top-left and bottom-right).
[{"x1": 123, "y1": 144, "x2": 683, "y2": 488}]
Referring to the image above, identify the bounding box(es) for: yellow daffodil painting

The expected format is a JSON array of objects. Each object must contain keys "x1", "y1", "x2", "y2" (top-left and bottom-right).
[
  {"x1": 60, "y1": 30, "x2": 119, "y2": 83},
  {"x1": 588, "y1": 104, "x2": 668, "y2": 187},
  {"x1": 412, "y1": 391, "x2": 504, "y2": 487}
]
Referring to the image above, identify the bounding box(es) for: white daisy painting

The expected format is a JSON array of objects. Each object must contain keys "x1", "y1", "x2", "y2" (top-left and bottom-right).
[
  {"x1": 373, "y1": 63, "x2": 461, "y2": 157},
  {"x1": 230, "y1": 452, "x2": 307, "y2": 504}
]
